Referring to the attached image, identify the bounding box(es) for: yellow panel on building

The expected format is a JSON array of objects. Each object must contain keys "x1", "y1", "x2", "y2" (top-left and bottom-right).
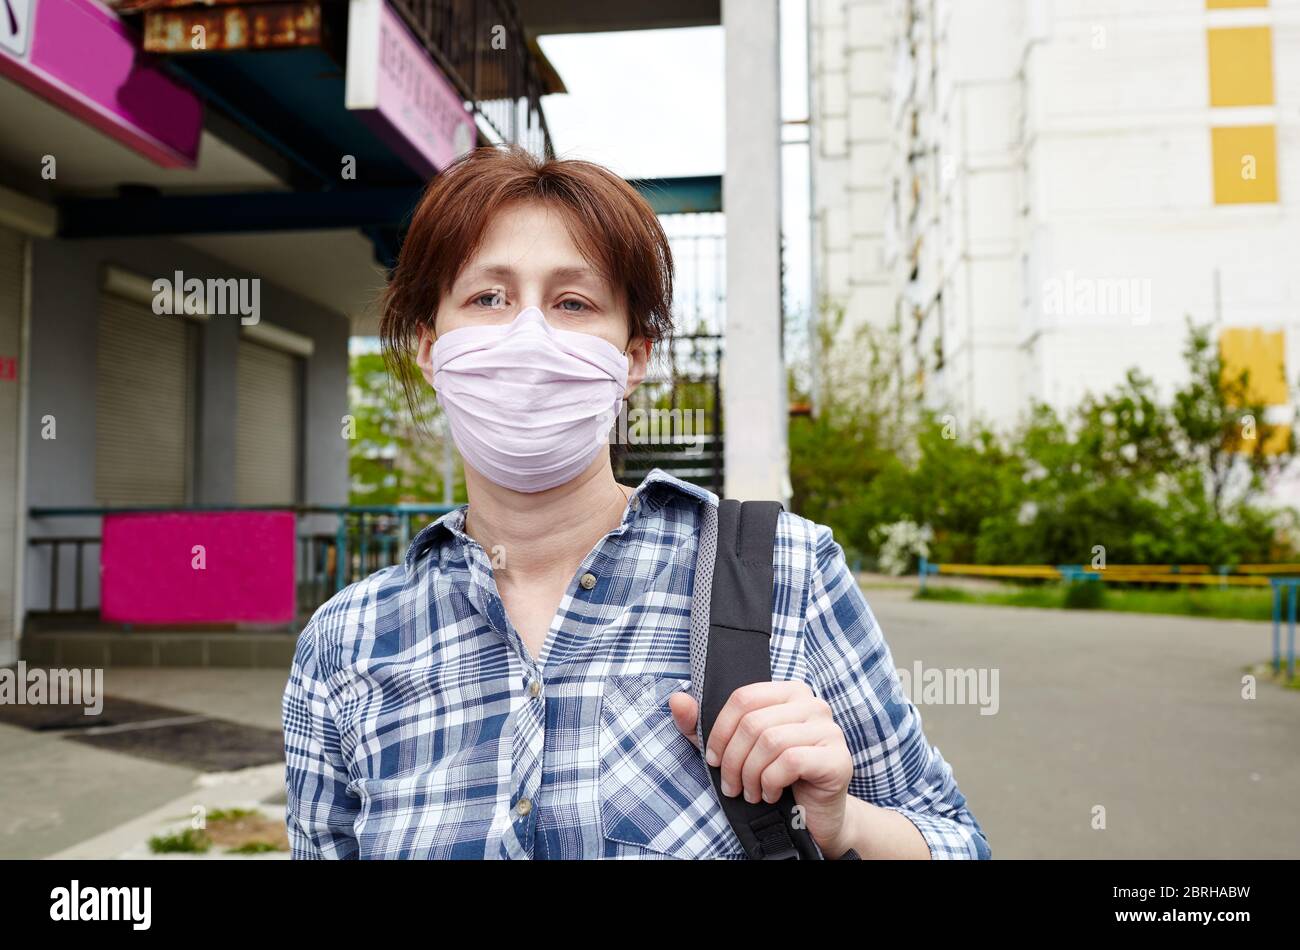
[
  {"x1": 1223, "y1": 420, "x2": 1291, "y2": 455},
  {"x1": 1221, "y1": 327, "x2": 1287, "y2": 403},
  {"x1": 1211, "y1": 125, "x2": 1278, "y2": 204},
  {"x1": 1220, "y1": 327, "x2": 1290, "y2": 454},
  {"x1": 1207, "y1": 28, "x2": 1274, "y2": 107}
]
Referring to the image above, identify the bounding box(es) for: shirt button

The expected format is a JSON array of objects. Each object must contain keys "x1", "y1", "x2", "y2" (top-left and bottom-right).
[
  {"x1": 579, "y1": 572, "x2": 597, "y2": 590},
  {"x1": 528, "y1": 680, "x2": 542, "y2": 698},
  {"x1": 516, "y1": 798, "x2": 533, "y2": 817}
]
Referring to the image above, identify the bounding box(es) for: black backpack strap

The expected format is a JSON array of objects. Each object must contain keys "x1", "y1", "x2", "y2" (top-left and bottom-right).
[{"x1": 695, "y1": 498, "x2": 823, "y2": 860}]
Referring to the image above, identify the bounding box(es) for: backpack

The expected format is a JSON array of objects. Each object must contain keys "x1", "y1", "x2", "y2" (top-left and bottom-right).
[{"x1": 689, "y1": 498, "x2": 825, "y2": 860}]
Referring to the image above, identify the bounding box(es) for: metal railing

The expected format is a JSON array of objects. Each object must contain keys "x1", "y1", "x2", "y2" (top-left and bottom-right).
[
  {"x1": 619, "y1": 334, "x2": 724, "y2": 494},
  {"x1": 917, "y1": 559, "x2": 1300, "y2": 591},
  {"x1": 619, "y1": 216, "x2": 727, "y2": 494},
  {"x1": 28, "y1": 503, "x2": 457, "y2": 619},
  {"x1": 115, "y1": 0, "x2": 554, "y2": 158},
  {"x1": 1269, "y1": 579, "x2": 1299, "y2": 679},
  {"x1": 27, "y1": 537, "x2": 100, "y2": 615}
]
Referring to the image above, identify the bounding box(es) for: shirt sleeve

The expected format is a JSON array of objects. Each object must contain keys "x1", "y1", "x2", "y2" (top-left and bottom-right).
[
  {"x1": 801, "y1": 523, "x2": 991, "y2": 859},
  {"x1": 282, "y1": 620, "x2": 360, "y2": 859}
]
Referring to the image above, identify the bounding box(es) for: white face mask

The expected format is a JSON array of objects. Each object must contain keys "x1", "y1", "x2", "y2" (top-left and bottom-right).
[{"x1": 425, "y1": 307, "x2": 630, "y2": 493}]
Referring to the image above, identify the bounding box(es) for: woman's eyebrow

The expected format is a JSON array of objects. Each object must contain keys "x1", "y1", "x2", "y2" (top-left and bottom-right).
[
  {"x1": 548, "y1": 265, "x2": 601, "y2": 283},
  {"x1": 458, "y1": 263, "x2": 605, "y2": 285},
  {"x1": 457, "y1": 264, "x2": 516, "y2": 284}
]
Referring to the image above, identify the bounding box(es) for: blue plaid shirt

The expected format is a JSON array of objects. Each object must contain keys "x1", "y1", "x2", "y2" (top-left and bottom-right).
[{"x1": 282, "y1": 469, "x2": 990, "y2": 859}]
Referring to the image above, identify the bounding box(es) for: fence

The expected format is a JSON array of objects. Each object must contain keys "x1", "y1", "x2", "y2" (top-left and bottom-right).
[
  {"x1": 619, "y1": 212, "x2": 726, "y2": 494},
  {"x1": 918, "y1": 557, "x2": 1300, "y2": 677},
  {"x1": 1269, "y1": 579, "x2": 1299, "y2": 680},
  {"x1": 29, "y1": 503, "x2": 457, "y2": 621},
  {"x1": 917, "y1": 559, "x2": 1300, "y2": 590}
]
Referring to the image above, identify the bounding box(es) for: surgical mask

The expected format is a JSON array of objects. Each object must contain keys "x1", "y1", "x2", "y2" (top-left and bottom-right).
[{"x1": 425, "y1": 306, "x2": 630, "y2": 493}]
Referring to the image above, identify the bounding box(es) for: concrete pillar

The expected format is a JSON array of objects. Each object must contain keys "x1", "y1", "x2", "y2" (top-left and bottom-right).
[{"x1": 723, "y1": 0, "x2": 788, "y2": 502}]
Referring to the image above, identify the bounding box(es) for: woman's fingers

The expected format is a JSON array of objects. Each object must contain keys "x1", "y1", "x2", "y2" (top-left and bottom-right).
[
  {"x1": 758, "y1": 739, "x2": 849, "y2": 805},
  {"x1": 668, "y1": 690, "x2": 702, "y2": 750},
  {"x1": 710, "y1": 685, "x2": 836, "y2": 799},
  {"x1": 705, "y1": 681, "x2": 817, "y2": 766},
  {"x1": 675, "y1": 681, "x2": 844, "y2": 805},
  {"x1": 735, "y1": 721, "x2": 831, "y2": 803},
  {"x1": 715, "y1": 701, "x2": 814, "y2": 797}
]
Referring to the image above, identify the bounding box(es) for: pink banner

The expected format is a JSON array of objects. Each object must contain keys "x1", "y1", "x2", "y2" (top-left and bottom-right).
[
  {"x1": 0, "y1": 0, "x2": 202, "y2": 167},
  {"x1": 101, "y1": 511, "x2": 296, "y2": 625},
  {"x1": 345, "y1": 0, "x2": 476, "y2": 177}
]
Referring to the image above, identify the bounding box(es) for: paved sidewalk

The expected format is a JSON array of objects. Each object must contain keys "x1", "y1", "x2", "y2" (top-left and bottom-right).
[
  {"x1": 864, "y1": 589, "x2": 1300, "y2": 858},
  {"x1": 49, "y1": 763, "x2": 288, "y2": 860},
  {"x1": 0, "y1": 668, "x2": 290, "y2": 859},
  {"x1": 4, "y1": 598, "x2": 1297, "y2": 859}
]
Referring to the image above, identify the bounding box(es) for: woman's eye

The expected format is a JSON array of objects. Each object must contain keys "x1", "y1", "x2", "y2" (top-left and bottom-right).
[
  {"x1": 557, "y1": 299, "x2": 587, "y2": 313},
  {"x1": 474, "y1": 292, "x2": 505, "y2": 309}
]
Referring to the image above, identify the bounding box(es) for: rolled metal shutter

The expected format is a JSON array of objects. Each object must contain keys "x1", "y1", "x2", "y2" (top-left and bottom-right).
[
  {"x1": 95, "y1": 292, "x2": 194, "y2": 506},
  {"x1": 235, "y1": 338, "x2": 299, "y2": 505},
  {"x1": 0, "y1": 228, "x2": 23, "y2": 642}
]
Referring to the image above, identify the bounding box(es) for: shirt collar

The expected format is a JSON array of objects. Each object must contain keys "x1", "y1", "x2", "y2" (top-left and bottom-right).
[{"x1": 402, "y1": 468, "x2": 716, "y2": 567}]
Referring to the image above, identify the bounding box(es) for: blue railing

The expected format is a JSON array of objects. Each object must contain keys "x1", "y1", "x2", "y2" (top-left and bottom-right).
[
  {"x1": 1269, "y1": 579, "x2": 1299, "y2": 680},
  {"x1": 917, "y1": 557, "x2": 1298, "y2": 678},
  {"x1": 28, "y1": 503, "x2": 457, "y2": 618}
]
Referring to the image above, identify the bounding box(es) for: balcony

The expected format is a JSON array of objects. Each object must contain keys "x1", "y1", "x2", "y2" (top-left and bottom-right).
[{"x1": 74, "y1": 0, "x2": 560, "y2": 269}]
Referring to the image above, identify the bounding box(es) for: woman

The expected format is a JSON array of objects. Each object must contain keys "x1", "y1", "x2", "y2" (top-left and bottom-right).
[{"x1": 282, "y1": 146, "x2": 990, "y2": 860}]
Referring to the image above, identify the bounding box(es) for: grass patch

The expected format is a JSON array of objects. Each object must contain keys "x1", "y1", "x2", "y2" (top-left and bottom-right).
[
  {"x1": 148, "y1": 806, "x2": 289, "y2": 856},
  {"x1": 1063, "y1": 580, "x2": 1105, "y2": 610},
  {"x1": 203, "y1": 807, "x2": 258, "y2": 823},
  {"x1": 917, "y1": 583, "x2": 1276, "y2": 621},
  {"x1": 149, "y1": 828, "x2": 210, "y2": 854},
  {"x1": 227, "y1": 841, "x2": 281, "y2": 855},
  {"x1": 1245, "y1": 662, "x2": 1300, "y2": 691}
]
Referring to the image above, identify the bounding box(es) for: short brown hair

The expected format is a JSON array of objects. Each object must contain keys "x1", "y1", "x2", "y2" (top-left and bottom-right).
[{"x1": 379, "y1": 146, "x2": 674, "y2": 417}]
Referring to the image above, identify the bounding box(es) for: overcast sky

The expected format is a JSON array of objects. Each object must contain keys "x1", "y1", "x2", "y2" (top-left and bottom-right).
[{"x1": 537, "y1": 4, "x2": 813, "y2": 325}]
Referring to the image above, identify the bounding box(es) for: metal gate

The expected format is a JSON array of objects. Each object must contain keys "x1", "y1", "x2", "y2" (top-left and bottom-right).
[{"x1": 616, "y1": 213, "x2": 725, "y2": 494}]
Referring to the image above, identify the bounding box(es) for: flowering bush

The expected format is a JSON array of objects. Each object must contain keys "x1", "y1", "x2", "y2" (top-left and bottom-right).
[{"x1": 875, "y1": 520, "x2": 933, "y2": 576}]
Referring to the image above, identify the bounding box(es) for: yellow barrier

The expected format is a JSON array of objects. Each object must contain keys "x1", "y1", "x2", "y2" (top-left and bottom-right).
[
  {"x1": 925, "y1": 562, "x2": 1300, "y2": 587},
  {"x1": 936, "y1": 564, "x2": 1062, "y2": 579}
]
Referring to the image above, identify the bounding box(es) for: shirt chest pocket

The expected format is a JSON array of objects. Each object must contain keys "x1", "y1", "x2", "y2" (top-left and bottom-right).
[{"x1": 597, "y1": 674, "x2": 745, "y2": 860}]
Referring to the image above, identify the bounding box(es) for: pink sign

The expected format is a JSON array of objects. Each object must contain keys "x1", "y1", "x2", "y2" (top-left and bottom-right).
[
  {"x1": 0, "y1": 0, "x2": 202, "y2": 167},
  {"x1": 345, "y1": 0, "x2": 476, "y2": 177},
  {"x1": 101, "y1": 511, "x2": 295, "y2": 625}
]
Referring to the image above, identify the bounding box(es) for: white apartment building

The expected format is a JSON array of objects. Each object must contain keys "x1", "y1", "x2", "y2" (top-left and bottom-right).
[{"x1": 811, "y1": 0, "x2": 1300, "y2": 442}]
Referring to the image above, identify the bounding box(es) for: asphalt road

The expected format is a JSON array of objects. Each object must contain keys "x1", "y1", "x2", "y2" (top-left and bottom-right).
[
  {"x1": 863, "y1": 588, "x2": 1300, "y2": 858},
  {"x1": 1, "y1": 596, "x2": 1296, "y2": 858}
]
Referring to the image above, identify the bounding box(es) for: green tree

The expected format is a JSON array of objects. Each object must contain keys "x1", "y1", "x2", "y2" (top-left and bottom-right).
[
  {"x1": 788, "y1": 301, "x2": 905, "y2": 558},
  {"x1": 348, "y1": 351, "x2": 460, "y2": 505},
  {"x1": 788, "y1": 312, "x2": 1298, "y2": 568},
  {"x1": 1171, "y1": 319, "x2": 1294, "y2": 518}
]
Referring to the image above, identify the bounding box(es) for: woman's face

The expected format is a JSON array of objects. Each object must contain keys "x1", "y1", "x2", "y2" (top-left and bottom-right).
[{"x1": 417, "y1": 201, "x2": 651, "y2": 395}]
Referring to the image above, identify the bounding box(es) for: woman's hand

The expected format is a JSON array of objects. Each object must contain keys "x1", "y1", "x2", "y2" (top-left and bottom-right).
[{"x1": 669, "y1": 682, "x2": 859, "y2": 858}]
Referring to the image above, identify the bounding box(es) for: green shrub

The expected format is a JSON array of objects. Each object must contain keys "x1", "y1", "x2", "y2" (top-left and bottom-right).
[
  {"x1": 1063, "y1": 580, "x2": 1106, "y2": 610},
  {"x1": 148, "y1": 829, "x2": 210, "y2": 854},
  {"x1": 789, "y1": 314, "x2": 1298, "y2": 569}
]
